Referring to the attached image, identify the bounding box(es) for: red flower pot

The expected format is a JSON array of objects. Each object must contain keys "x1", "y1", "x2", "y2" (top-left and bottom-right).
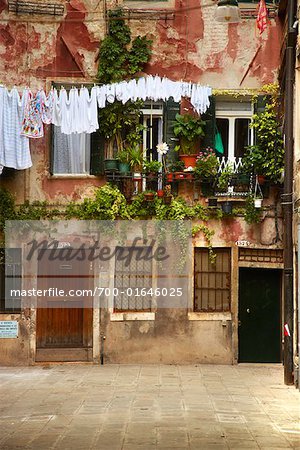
[
  {"x1": 179, "y1": 154, "x2": 198, "y2": 168},
  {"x1": 175, "y1": 172, "x2": 185, "y2": 180},
  {"x1": 157, "y1": 190, "x2": 164, "y2": 198}
]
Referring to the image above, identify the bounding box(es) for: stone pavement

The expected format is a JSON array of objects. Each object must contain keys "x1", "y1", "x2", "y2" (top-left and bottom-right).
[{"x1": 0, "y1": 364, "x2": 299, "y2": 449}]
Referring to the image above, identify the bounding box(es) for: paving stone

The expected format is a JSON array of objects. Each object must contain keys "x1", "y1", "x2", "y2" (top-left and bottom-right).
[{"x1": 0, "y1": 364, "x2": 299, "y2": 449}]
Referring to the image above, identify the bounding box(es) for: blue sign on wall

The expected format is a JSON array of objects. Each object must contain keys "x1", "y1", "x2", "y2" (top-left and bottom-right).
[{"x1": 0, "y1": 321, "x2": 18, "y2": 338}]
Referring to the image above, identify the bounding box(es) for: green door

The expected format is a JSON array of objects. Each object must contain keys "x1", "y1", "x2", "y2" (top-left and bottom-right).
[{"x1": 238, "y1": 268, "x2": 281, "y2": 363}]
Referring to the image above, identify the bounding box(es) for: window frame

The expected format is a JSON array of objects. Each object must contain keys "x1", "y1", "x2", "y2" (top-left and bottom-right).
[
  {"x1": 50, "y1": 83, "x2": 104, "y2": 177},
  {"x1": 112, "y1": 245, "x2": 155, "y2": 313},
  {"x1": 216, "y1": 103, "x2": 254, "y2": 161},
  {"x1": 0, "y1": 248, "x2": 22, "y2": 314},
  {"x1": 194, "y1": 247, "x2": 231, "y2": 313}
]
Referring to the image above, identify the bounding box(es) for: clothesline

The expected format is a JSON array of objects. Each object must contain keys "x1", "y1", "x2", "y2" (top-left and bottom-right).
[{"x1": 0, "y1": 76, "x2": 212, "y2": 174}]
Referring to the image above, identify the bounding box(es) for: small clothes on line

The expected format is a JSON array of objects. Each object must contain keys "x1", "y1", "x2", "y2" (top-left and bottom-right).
[
  {"x1": 21, "y1": 89, "x2": 54, "y2": 138},
  {"x1": 0, "y1": 86, "x2": 32, "y2": 171}
]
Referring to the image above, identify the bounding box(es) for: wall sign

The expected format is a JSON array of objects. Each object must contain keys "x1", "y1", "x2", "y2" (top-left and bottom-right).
[{"x1": 0, "y1": 321, "x2": 18, "y2": 338}]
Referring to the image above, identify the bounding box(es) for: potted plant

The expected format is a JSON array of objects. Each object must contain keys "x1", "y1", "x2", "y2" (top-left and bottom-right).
[
  {"x1": 217, "y1": 163, "x2": 234, "y2": 192},
  {"x1": 173, "y1": 113, "x2": 206, "y2": 167},
  {"x1": 143, "y1": 160, "x2": 162, "y2": 179},
  {"x1": 144, "y1": 190, "x2": 156, "y2": 201},
  {"x1": 167, "y1": 160, "x2": 186, "y2": 180},
  {"x1": 164, "y1": 185, "x2": 172, "y2": 204},
  {"x1": 128, "y1": 146, "x2": 144, "y2": 180},
  {"x1": 116, "y1": 149, "x2": 131, "y2": 174},
  {"x1": 194, "y1": 148, "x2": 218, "y2": 196},
  {"x1": 242, "y1": 96, "x2": 284, "y2": 183}
]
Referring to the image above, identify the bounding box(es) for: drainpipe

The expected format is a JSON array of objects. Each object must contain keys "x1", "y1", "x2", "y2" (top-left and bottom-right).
[{"x1": 283, "y1": 0, "x2": 297, "y2": 385}]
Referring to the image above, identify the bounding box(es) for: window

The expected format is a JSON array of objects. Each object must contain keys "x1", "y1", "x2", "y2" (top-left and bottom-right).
[
  {"x1": 114, "y1": 246, "x2": 153, "y2": 311},
  {"x1": 0, "y1": 248, "x2": 22, "y2": 313},
  {"x1": 194, "y1": 248, "x2": 231, "y2": 312},
  {"x1": 216, "y1": 101, "x2": 254, "y2": 160},
  {"x1": 50, "y1": 84, "x2": 104, "y2": 176}
]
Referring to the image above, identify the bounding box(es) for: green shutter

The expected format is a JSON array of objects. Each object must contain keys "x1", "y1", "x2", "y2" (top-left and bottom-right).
[
  {"x1": 201, "y1": 96, "x2": 216, "y2": 150},
  {"x1": 49, "y1": 125, "x2": 54, "y2": 175},
  {"x1": 90, "y1": 132, "x2": 105, "y2": 175},
  {"x1": 163, "y1": 99, "x2": 180, "y2": 163}
]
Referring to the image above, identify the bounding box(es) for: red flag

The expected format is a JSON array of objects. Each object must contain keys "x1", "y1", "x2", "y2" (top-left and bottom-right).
[{"x1": 256, "y1": 0, "x2": 268, "y2": 35}]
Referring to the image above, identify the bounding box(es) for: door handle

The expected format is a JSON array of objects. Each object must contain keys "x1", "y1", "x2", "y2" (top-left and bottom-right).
[{"x1": 238, "y1": 320, "x2": 242, "y2": 326}]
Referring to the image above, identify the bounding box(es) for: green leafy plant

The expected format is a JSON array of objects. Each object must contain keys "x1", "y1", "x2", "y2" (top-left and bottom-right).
[
  {"x1": 128, "y1": 146, "x2": 144, "y2": 170},
  {"x1": 97, "y1": 9, "x2": 152, "y2": 84},
  {"x1": 167, "y1": 160, "x2": 185, "y2": 173},
  {"x1": 98, "y1": 101, "x2": 144, "y2": 158},
  {"x1": 244, "y1": 194, "x2": 261, "y2": 224},
  {"x1": 143, "y1": 160, "x2": 162, "y2": 173},
  {"x1": 97, "y1": 9, "x2": 152, "y2": 158},
  {"x1": 194, "y1": 148, "x2": 219, "y2": 179},
  {"x1": 173, "y1": 114, "x2": 206, "y2": 155},
  {"x1": 116, "y1": 149, "x2": 130, "y2": 164},
  {"x1": 0, "y1": 188, "x2": 16, "y2": 231},
  {"x1": 217, "y1": 163, "x2": 234, "y2": 191},
  {"x1": 243, "y1": 92, "x2": 284, "y2": 183},
  {"x1": 66, "y1": 184, "x2": 130, "y2": 220}
]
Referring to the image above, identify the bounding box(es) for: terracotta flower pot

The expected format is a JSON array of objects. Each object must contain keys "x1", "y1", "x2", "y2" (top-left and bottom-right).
[
  {"x1": 144, "y1": 192, "x2": 155, "y2": 201},
  {"x1": 175, "y1": 172, "x2": 185, "y2": 180},
  {"x1": 179, "y1": 154, "x2": 198, "y2": 168},
  {"x1": 164, "y1": 195, "x2": 172, "y2": 204}
]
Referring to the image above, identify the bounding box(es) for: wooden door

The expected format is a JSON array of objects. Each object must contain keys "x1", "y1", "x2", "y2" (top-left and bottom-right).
[
  {"x1": 36, "y1": 249, "x2": 93, "y2": 362},
  {"x1": 238, "y1": 268, "x2": 281, "y2": 363}
]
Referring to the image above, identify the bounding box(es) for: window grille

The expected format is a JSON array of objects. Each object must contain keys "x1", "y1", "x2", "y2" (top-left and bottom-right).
[
  {"x1": 194, "y1": 248, "x2": 231, "y2": 312},
  {"x1": 114, "y1": 247, "x2": 153, "y2": 311},
  {"x1": 238, "y1": 248, "x2": 283, "y2": 263}
]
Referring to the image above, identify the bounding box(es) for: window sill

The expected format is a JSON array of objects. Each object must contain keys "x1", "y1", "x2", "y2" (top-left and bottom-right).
[
  {"x1": 188, "y1": 312, "x2": 232, "y2": 321},
  {"x1": 110, "y1": 312, "x2": 155, "y2": 321},
  {"x1": 49, "y1": 174, "x2": 100, "y2": 179}
]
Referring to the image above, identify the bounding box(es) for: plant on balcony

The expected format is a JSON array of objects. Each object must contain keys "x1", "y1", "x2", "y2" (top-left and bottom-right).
[
  {"x1": 217, "y1": 163, "x2": 234, "y2": 192},
  {"x1": 173, "y1": 114, "x2": 206, "y2": 166},
  {"x1": 167, "y1": 160, "x2": 186, "y2": 180},
  {"x1": 194, "y1": 148, "x2": 218, "y2": 180},
  {"x1": 143, "y1": 160, "x2": 162, "y2": 174},
  {"x1": 242, "y1": 93, "x2": 284, "y2": 183},
  {"x1": 127, "y1": 146, "x2": 143, "y2": 170},
  {"x1": 116, "y1": 149, "x2": 131, "y2": 174},
  {"x1": 244, "y1": 194, "x2": 261, "y2": 224}
]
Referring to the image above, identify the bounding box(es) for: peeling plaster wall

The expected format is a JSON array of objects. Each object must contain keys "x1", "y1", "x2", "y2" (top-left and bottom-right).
[
  {"x1": 0, "y1": 1, "x2": 284, "y2": 365},
  {"x1": 0, "y1": 0, "x2": 281, "y2": 204}
]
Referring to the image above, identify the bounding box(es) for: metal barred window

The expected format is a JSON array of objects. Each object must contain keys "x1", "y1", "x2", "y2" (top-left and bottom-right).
[
  {"x1": 194, "y1": 248, "x2": 231, "y2": 312},
  {"x1": 114, "y1": 247, "x2": 153, "y2": 311},
  {"x1": 0, "y1": 248, "x2": 22, "y2": 313}
]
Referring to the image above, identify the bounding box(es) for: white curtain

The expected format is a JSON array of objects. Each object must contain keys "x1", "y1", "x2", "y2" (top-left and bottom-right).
[{"x1": 53, "y1": 125, "x2": 91, "y2": 174}]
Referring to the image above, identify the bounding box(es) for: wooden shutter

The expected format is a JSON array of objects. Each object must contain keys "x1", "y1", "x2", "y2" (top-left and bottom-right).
[
  {"x1": 90, "y1": 132, "x2": 105, "y2": 175},
  {"x1": 163, "y1": 99, "x2": 180, "y2": 163},
  {"x1": 201, "y1": 96, "x2": 216, "y2": 150}
]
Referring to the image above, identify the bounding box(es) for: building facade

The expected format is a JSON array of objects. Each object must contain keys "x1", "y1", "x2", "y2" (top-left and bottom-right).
[{"x1": 0, "y1": 0, "x2": 286, "y2": 366}]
